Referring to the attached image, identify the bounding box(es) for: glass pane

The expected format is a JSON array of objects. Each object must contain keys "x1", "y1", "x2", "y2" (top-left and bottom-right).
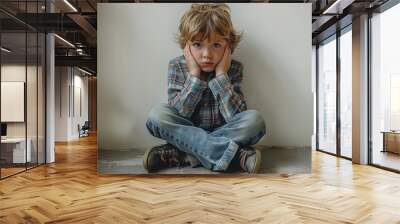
[
  {"x1": 38, "y1": 33, "x2": 45, "y2": 165},
  {"x1": 312, "y1": 46, "x2": 317, "y2": 150},
  {"x1": 390, "y1": 75, "x2": 400, "y2": 130},
  {"x1": 340, "y1": 29, "x2": 352, "y2": 158},
  {"x1": 0, "y1": 1, "x2": 46, "y2": 178},
  {"x1": 371, "y1": 3, "x2": 400, "y2": 171},
  {"x1": 318, "y1": 37, "x2": 337, "y2": 154},
  {"x1": 1, "y1": 31, "x2": 27, "y2": 178},
  {"x1": 27, "y1": 31, "x2": 38, "y2": 169}
]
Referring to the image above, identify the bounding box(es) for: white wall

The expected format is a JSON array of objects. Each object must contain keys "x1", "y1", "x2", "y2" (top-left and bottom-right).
[
  {"x1": 1, "y1": 65, "x2": 39, "y2": 138},
  {"x1": 1, "y1": 64, "x2": 46, "y2": 163},
  {"x1": 55, "y1": 67, "x2": 68, "y2": 141},
  {"x1": 98, "y1": 3, "x2": 312, "y2": 150},
  {"x1": 55, "y1": 67, "x2": 89, "y2": 141}
]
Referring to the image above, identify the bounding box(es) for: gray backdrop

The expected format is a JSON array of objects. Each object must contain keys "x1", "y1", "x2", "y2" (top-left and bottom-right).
[{"x1": 97, "y1": 3, "x2": 312, "y2": 173}]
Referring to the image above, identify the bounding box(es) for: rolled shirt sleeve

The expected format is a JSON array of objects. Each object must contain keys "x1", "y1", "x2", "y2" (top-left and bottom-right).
[
  {"x1": 167, "y1": 60, "x2": 207, "y2": 118},
  {"x1": 208, "y1": 63, "x2": 247, "y2": 122}
]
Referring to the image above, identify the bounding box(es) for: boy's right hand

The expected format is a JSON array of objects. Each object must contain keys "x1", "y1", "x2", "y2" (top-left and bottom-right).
[{"x1": 184, "y1": 44, "x2": 201, "y2": 77}]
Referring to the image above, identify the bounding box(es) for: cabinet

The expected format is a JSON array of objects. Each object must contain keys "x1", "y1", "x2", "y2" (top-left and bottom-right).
[
  {"x1": 382, "y1": 132, "x2": 400, "y2": 154},
  {"x1": 0, "y1": 138, "x2": 32, "y2": 165}
]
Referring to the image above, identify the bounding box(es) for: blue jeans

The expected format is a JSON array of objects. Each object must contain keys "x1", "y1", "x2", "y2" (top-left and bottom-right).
[{"x1": 145, "y1": 103, "x2": 266, "y2": 171}]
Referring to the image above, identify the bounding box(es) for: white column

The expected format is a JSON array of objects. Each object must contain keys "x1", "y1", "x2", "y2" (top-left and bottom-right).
[
  {"x1": 45, "y1": 0, "x2": 56, "y2": 163},
  {"x1": 46, "y1": 32, "x2": 55, "y2": 163},
  {"x1": 352, "y1": 14, "x2": 369, "y2": 164}
]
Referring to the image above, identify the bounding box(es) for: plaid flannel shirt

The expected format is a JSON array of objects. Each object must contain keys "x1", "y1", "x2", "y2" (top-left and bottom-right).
[{"x1": 167, "y1": 55, "x2": 247, "y2": 131}]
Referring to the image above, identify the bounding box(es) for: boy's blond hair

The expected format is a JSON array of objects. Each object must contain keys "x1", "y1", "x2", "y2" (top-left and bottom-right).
[{"x1": 177, "y1": 3, "x2": 242, "y2": 53}]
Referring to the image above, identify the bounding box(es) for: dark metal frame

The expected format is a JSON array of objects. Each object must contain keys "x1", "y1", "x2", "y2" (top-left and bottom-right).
[
  {"x1": 44, "y1": 0, "x2": 47, "y2": 166},
  {"x1": 367, "y1": 9, "x2": 373, "y2": 166},
  {"x1": 316, "y1": 44, "x2": 319, "y2": 151},
  {"x1": 0, "y1": 25, "x2": 2, "y2": 179},
  {"x1": 0, "y1": 0, "x2": 48, "y2": 180},
  {"x1": 336, "y1": 26, "x2": 341, "y2": 159}
]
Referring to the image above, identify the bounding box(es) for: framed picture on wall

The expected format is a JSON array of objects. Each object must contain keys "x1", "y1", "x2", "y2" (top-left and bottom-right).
[{"x1": 1, "y1": 81, "x2": 25, "y2": 122}]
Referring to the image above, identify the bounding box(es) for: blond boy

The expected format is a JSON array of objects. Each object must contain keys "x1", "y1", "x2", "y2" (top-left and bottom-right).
[{"x1": 144, "y1": 3, "x2": 266, "y2": 173}]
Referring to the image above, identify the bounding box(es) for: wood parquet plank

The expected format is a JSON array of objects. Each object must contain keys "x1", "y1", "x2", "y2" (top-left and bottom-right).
[{"x1": 0, "y1": 134, "x2": 400, "y2": 223}]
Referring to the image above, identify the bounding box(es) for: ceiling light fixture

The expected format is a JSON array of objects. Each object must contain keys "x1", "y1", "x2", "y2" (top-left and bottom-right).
[
  {"x1": 54, "y1": 34, "x2": 75, "y2": 48},
  {"x1": 323, "y1": 0, "x2": 342, "y2": 14},
  {"x1": 63, "y1": 0, "x2": 78, "y2": 12},
  {"x1": 322, "y1": 0, "x2": 354, "y2": 15},
  {"x1": 78, "y1": 67, "x2": 93, "y2": 76},
  {"x1": 1, "y1": 47, "x2": 11, "y2": 53}
]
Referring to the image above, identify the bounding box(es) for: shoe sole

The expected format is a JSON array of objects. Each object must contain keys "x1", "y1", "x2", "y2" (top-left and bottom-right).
[
  {"x1": 251, "y1": 149, "x2": 262, "y2": 174},
  {"x1": 143, "y1": 147, "x2": 153, "y2": 172}
]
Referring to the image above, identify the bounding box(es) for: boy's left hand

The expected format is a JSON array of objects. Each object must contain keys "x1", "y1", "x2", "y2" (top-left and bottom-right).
[{"x1": 215, "y1": 46, "x2": 231, "y2": 76}]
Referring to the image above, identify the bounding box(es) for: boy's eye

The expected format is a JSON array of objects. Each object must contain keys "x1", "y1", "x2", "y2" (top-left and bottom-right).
[
  {"x1": 192, "y1": 42, "x2": 201, "y2": 48},
  {"x1": 213, "y1": 43, "x2": 222, "y2": 48}
]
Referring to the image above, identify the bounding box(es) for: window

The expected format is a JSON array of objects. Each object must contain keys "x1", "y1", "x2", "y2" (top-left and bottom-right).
[
  {"x1": 371, "y1": 2, "x2": 400, "y2": 171},
  {"x1": 317, "y1": 36, "x2": 337, "y2": 154},
  {"x1": 340, "y1": 28, "x2": 352, "y2": 158}
]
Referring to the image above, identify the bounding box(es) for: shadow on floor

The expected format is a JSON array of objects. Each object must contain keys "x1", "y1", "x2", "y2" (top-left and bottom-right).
[{"x1": 98, "y1": 146, "x2": 311, "y2": 175}]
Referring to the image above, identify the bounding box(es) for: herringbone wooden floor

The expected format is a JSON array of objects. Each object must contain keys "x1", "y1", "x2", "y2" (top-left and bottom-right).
[{"x1": 1, "y1": 134, "x2": 400, "y2": 224}]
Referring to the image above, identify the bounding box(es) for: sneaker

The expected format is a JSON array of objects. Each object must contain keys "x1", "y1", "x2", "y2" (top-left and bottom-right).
[
  {"x1": 143, "y1": 143, "x2": 189, "y2": 172},
  {"x1": 238, "y1": 147, "x2": 262, "y2": 174}
]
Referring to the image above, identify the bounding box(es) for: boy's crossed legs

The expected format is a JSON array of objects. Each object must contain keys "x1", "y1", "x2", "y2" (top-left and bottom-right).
[{"x1": 145, "y1": 103, "x2": 266, "y2": 173}]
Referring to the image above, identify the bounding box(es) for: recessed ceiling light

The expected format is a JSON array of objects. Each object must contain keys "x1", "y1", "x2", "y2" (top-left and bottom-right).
[
  {"x1": 54, "y1": 34, "x2": 75, "y2": 48},
  {"x1": 1, "y1": 47, "x2": 11, "y2": 53},
  {"x1": 63, "y1": 0, "x2": 78, "y2": 12},
  {"x1": 322, "y1": 0, "x2": 354, "y2": 15},
  {"x1": 78, "y1": 67, "x2": 93, "y2": 76}
]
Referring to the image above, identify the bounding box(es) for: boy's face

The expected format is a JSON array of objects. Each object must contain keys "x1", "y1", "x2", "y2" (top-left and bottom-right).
[{"x1": 188, "y1": 32, "x2": 228, "y2": 72}]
